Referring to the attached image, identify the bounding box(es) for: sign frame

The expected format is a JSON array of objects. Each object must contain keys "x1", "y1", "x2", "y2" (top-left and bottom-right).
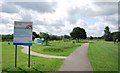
[
  {"x1": 13, "y1": 21, "x2": 32, "y2": 68},
  {"x1": 13, "y1": 21, "x2": 32, "y2": 46}
]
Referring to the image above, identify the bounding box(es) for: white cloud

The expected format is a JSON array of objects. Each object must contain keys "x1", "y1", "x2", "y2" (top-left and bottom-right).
[
  {"x1": 0, "y1": 2, "x2": 19, "y2": 13},
  {"x1": 14, "y1": 2, "x2": 57, "y2": 13},
  {"x1": 0, "y1": 1, "x2": 118, "y2": 37}
]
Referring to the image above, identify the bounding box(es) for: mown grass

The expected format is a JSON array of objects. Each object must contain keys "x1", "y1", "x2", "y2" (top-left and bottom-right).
[
  {"x1": 0, "y1": 42, "x2": 2, "y2": 72},
  {"x1": 32, "y1": 40, "x2": 82, "y2": 56},
  {"x1": 88, "y1": 40, "x2": 118, "y2": 71},
  {"x1": 2, "y1": 42, "x2": 64, "y2": 72},
  {"x1": 117, "y1": 42, "x2": 120, "y2": 73}
]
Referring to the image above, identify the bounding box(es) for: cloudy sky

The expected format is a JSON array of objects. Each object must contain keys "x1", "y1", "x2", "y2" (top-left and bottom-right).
[{"x1": 0, "y1": 0, "x2": 119, "y2": 37}]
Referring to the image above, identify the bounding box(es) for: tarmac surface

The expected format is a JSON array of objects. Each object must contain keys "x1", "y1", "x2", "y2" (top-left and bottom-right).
[{"x1": 59, "y1": 43, "x2": 92, "y2": 71}]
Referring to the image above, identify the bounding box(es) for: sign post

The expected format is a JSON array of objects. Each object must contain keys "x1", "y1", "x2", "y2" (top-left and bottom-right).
[
  {"x1": 15, "y1": 45, "x2": 17, "y2": 68},
  {"x1": 13, "y1": 21, "x2": 32, "y2": 68},
  {"x1": 28, "y1": 46, "x2": 30, "y2": 68}
]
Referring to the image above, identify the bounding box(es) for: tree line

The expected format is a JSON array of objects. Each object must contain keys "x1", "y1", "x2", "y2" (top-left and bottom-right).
[
  {"x1": 1, "y1": 26, "x2": 120, "y2": 43},
  {"x1": 103, "y1": 26, "x2": 120, "y2": 41}
]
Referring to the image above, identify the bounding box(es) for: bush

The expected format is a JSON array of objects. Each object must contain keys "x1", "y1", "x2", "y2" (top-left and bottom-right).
[{"x1": 72, "y1": 41, "x2": 75, "y2": 44}]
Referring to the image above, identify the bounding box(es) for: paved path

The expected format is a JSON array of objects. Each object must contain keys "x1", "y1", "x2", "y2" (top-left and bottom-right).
[
  {"x1": 21, "y1": 46, "x2": 67, "y2": 59},
  {"x1": 59, "y1": 43, "x2": 92, "y2": 71}
]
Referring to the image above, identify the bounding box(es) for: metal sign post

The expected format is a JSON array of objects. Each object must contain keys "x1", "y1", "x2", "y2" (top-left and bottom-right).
[
  {"x1": 15, "y1": 45, "x2": 17, "y2": 68},
  {"x1": 28, "y1": 46, "x2": 30, "y2": 68}
]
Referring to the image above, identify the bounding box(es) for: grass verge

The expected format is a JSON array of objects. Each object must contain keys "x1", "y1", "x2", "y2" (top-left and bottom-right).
[
  {"x1": 2, "y1": 42, "x2": 64, "y2": 72},
  {"x1": 88, "y1": 40, "x2": 118, "y2": 71},
  {"x1": 32, "y1": 40, "x2": 82, "y2": 56}
]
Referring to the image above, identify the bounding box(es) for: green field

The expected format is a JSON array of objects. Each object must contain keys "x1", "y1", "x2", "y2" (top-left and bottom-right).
[
  {"x1": 32, "y1": 40, "x2": 82, "y2": 56},
  {"x1": 118, "y1": 43, "x2": 120, "y2": 72},
  {"x1": 88, "y1": 40, "x2": 118, "y2": 71},
  {"x1": 0, "y1": 42, "x2": 1, "y2": 71},
  {"x1": 2, "y1": 42, "x2": 64, "y2": 72},
  {"x1": 2, "y1": 40, "x2": 119, "y2": 72}
]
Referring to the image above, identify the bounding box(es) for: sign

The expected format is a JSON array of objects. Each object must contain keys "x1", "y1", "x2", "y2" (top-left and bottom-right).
[{"x1": 13, "y1": 21, "x2": 32, "y2": 46}]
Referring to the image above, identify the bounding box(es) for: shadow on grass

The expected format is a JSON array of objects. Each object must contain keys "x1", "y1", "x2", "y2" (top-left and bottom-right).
[
  {"x1": 93, "y1": 71, "x2": 118, "y2": 73},
  {"x1": 17, "y1": 67, "x2": 43, "y2": 73},
  {"x1": 18, "y1": 67, "x2": 27, "y2": 73},
  {"x1": 32, "y1": 67, "x2": 44, "y2": 73},
  {"x1": 32, "y1": 67, "x2": 39, "y2": 71}
]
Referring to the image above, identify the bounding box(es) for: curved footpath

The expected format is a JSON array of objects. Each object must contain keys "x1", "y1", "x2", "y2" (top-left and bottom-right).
[
  {"x1": 21, "y1": 46, "x2": 67, "y2": 59},
  {"x1": 59, "y1": 43, "x2": 92, "y2": 71},
  {"x1": 21, "y1": 43, "x2": 92, "y2": 71}
]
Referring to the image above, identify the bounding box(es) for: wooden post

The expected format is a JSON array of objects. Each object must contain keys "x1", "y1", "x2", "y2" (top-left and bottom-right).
[
  {"x1": 15, "y1": 45, "x2": 17, "y2": 68},
  {"x1": 28, "y1": 46, "x2": 30, "y2": 68}
]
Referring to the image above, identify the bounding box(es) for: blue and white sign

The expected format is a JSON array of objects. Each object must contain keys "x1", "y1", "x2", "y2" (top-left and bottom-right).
[{"x1": 13, "y1": 21, "x2": 32, "y2": 46}]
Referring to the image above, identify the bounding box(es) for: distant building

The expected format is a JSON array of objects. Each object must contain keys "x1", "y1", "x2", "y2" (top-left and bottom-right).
[{"x1": 34, "y1": 38, "x2": 44, "y2": 44}]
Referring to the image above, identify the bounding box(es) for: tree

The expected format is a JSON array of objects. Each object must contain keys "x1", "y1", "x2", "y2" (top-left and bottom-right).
[
  {"x1": 2, "y1": 34, "x2": 13, "y2": 41},
  {"x1": 49, "y1": 35, "x2": 62, "y2": 41},
  {"x1": 32, "y1": 32, "x2": 39, "y2": 40},
  {"x1": 64, "y1": 35, "x2": 70, "y2": 39},
  {"x1": 63, "y1": 35, "x2": 70, "y2": 42},
  {"x1": 70, "y1": 27, "x2": 87, "y2": 42},
  {"x1": 104, "y1": 26, "x2": 112, "y2": 41},
  {"x1": 111, "y1": 31, "x2": 120, "y2": 41},
  {"x1": 90, "y1": 36, "x2": 93, "y2": 40},
  {"x1": 39, "y1": 32, "x2": 49, "y2": 45}
]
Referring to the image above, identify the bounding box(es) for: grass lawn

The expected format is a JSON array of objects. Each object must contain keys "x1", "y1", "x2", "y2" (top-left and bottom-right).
[
  {"x1": 88, "y1": 40, "x2": 118, "y2": 71},
  {"x1": 0, "y1": 42, "x2": 1, "y2": 71},
  {"x1": 32, "y1": 40, "x2": 82, "y2": 56},
  {"x1": 2, "y1": 42, "x2": 64, "y2": 72},
  {"x1": 118, "y1": 43, "x2": 120, "y2": 72}
]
